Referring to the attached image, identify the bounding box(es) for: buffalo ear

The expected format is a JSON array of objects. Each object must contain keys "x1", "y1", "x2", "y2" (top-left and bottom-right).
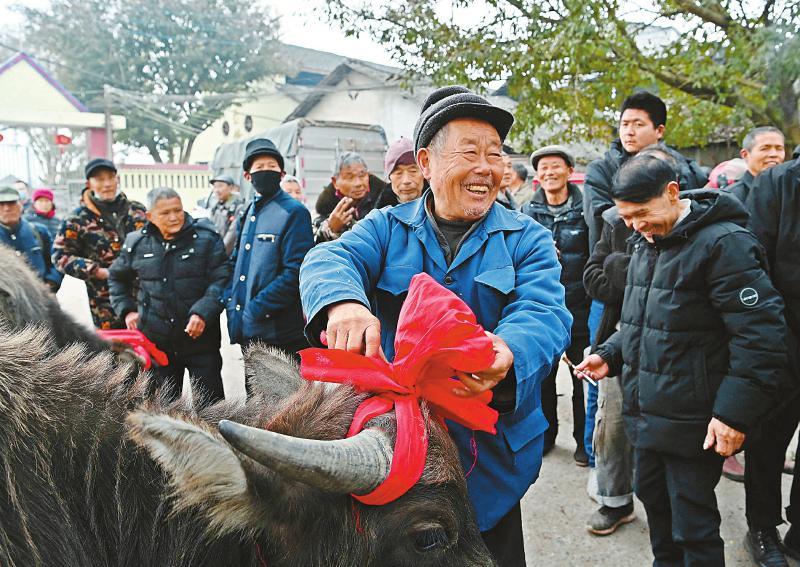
[
  {"x1": 243, "y1": 343, "x2": 303, "y2": 403},
  {"x1": 126, "y1": 411, "x2": 268, "y2": 537}
]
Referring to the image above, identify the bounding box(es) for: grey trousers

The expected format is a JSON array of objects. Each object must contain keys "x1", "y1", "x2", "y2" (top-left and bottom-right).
[{"x1": 593, "y1": 375, "x2": 634, "y2": 507}]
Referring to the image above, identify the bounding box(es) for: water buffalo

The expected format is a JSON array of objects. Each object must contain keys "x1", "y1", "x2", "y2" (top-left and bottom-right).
[
  {"x1": 0, "y1": 322, "x2": 495, "y2": 566},
  {"x1": 0, "y1": 243, "x2": 117, "y2": 354}
]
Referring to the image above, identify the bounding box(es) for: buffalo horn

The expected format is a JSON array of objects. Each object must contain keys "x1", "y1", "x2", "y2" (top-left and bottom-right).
[{"x1": 218, "y1": 420, "x2": 392, "y2": 495}]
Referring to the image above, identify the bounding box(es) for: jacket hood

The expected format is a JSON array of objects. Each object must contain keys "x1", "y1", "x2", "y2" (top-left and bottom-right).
[{"x1": 655, "y1": 189, "x2": 748, "y2": 246}]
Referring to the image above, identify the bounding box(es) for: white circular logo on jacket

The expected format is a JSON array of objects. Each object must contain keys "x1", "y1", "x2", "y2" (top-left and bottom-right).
[{"x1": 740, "y1": 288, "x2": 759, "y2": 307}]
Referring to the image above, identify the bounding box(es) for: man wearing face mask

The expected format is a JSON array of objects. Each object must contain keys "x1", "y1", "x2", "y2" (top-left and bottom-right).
[
  {"x1": 225, "y1": 138, "x2": 314, "y2": 360},
  {"x1": 52, "y1": 158, "x2": 147, "y2": 329}
]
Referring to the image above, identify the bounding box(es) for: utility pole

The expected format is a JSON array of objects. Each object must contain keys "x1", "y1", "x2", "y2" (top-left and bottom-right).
[{"x1": 103, "y1": 85, "x2": 113, "y2": 159}]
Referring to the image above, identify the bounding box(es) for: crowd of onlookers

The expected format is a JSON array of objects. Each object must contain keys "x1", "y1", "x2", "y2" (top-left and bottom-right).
[{"x1": 1, "y1": 86, "x2": 800, "y2": 566}]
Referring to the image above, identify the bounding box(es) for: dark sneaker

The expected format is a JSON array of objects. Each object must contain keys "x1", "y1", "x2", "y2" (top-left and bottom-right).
[
  {"x1": 722, "y1": 454, "x2": 745, "y2": 482},
  {"x1": 574, "y1": 445, "x2": 589, "y2": 467},
  {"x1": 745, "y1": 529, "x2": 789, "y2": 566},
  {"x1": 783, "y1": 525, "x2": 800, "y2": 560},
  {"x1": 586, "y1": 503, "x2": 635, "y2": 536}
]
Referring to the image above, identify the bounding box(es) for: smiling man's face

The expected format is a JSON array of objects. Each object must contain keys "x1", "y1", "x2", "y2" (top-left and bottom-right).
[
  {"x1": 417, "y1": 118, "x2": 504, "y2": 221},
  {"x1": 741, "y1": 131, "x2": 785, "y2": 176}
]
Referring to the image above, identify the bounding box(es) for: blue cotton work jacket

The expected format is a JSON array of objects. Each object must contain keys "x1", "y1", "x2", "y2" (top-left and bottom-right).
[
  {"x1": 299, "y1": 194, "x2": 572, "y2": 530},
  {"x1": 226, "y1": 190, "x2": 314, "y2": 345},
  {"x1": 0, "y1": 218, "x2": 63, "y2": 290}
]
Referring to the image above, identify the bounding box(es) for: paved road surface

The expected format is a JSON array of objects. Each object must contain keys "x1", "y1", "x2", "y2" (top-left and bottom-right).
[{"x1": 57, "y1": 274, "x2": 795, "y2": 566}]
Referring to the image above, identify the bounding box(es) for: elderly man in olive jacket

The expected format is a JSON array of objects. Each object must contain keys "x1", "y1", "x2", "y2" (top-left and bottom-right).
[{"x1": 578, "y1": 153, "x2": 787, "y2": 567}]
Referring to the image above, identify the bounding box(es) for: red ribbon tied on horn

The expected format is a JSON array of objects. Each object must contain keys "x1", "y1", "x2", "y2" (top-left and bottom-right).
[{"x1": 299, "y1": 273, "x2": 500, "y2": 505}]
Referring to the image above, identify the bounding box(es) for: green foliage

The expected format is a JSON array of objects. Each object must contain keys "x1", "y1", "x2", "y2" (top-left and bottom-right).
[
  {"x1": 20, "y1": 0, "x2": 281, "y2": 162},
  {"x1": 323, "y1": 0, "x2": 800, "y2": 148}
]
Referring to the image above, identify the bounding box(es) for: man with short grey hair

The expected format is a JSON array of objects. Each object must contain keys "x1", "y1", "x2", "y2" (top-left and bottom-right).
[
  {"x1": 313, "y1": 151, "x2": 382, "y2": 243},
  {"x1": 300, "y1": 85, "x2": 572, "y2": 565},
  {"x1": 109, "y1": 187, "x2": 230, "y2": 403},
  {"x1": 728, "y1": 126, "x2": 785, "y2": 203}
]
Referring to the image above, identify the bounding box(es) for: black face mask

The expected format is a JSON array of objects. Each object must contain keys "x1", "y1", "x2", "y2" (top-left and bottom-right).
[{"x1": 250, "y1": 170, "x2": 282, "y2": 198}]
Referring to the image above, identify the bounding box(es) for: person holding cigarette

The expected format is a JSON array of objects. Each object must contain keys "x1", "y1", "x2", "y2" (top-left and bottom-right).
[{"x1": 576, "y1": 152, "x2": 788, "y2": 567}]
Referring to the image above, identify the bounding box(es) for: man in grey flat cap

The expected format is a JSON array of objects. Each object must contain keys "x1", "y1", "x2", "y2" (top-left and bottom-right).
[
  {"x1": 206, "y1": 174, "x2": 244, "y2": 255},
  {"x1": 522, "y1": 145, "x2": 591, "y2": 465},
  {"x1": 299, "y1": 85, "x2": 571, "y2": 566}
]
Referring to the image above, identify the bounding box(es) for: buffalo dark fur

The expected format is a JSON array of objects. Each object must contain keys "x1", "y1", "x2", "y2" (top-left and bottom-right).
[
  {"x1": 0, "y1": 243, "x2": 110, "y2": 353},
  {"x1": 0, "y1": 326, "x2": 494, "y2": 566}
]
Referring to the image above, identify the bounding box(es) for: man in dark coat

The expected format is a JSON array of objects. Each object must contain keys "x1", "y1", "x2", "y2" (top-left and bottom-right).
[
  {"x1": 741, "y1": 155, "x2": 800, "y2": 566},
  {"x1": 522, "y1": 145, "x2": 589, "y2": 465},
  {"x1": 582, "y1": 147, "x2": 677, "y2": 536},
  {"x1": 226, "y1": 138, "x2": 314, "y2": 359},
  {"x1": 0, "y1": 185, "x2": 62, "y2": 291},
  {"x1": 583, "y1": 91, "x2": 707, "y2": 252},
  {"x1": 581, "y1": 91, "x2": 708, "y2": 471},
  {"x1": 109, "y1": 187, "x2": 230, "y2": 403},
  {"x1": 582, "y1": 203, "x2": 635, "y2": 535},
  {"x1": 728, "y1": 126, "x2": 785, "y2": 204},
  {"x1": 313, "y1": 153, "x2": 387, "y2": 243},
  {"x1": 52, "y1": 158, "x2": 147, "y2": 329},
  {"x1": 578, "y1": 153, "x2": 787, "y2": 566}
]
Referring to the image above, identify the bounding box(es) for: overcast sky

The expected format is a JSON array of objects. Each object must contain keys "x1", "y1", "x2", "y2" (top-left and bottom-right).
[{"x1": 0, "y1": 0, "x2": 397, "y2": 66}]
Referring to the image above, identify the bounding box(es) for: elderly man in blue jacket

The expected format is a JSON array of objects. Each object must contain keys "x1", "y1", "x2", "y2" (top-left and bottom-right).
[
  {"x1": 0, "y1": 185, "x2": 62, "y2": 291},
  {"x1": 299, "y1": 86, "x2": 571, "y2": 566}
]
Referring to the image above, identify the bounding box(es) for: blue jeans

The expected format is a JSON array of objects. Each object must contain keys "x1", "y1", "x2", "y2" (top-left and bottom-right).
[{"x1": 584, "y1": 300, "x2": 604, "y2": 467}]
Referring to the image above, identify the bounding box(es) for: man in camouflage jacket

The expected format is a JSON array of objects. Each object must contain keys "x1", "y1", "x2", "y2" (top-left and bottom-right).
[{"x1": 52, "y1": 158, "x2": 146, "y2": 329}]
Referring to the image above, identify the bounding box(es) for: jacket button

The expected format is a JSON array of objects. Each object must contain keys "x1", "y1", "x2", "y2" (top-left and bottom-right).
[
  {"x1": 169, "y1": 318, "x2": 174, "y2": 323},
  {"x1": 244, "y1": 243, "x2": 251, "y2": 250},
  {"x1": 193, "y1": 234, "x2": 198, "y2": 239},
  {"x1": 235, "y1": 304, "x2": 241, "y2": 311},
  {"x1": 444, "y1": 275, "x2": 454, "y2": 285},
  {"x1": 10, "y1": 234, "x2": 16, "y2": 240},
  {"x1": 250, "y1": 215, "x2": 256, "y2": 222},
  {"x1": 239, "y1": 275, "x2": 246, "y2": 281},
  {"x1": 162, "y1": 277, "x2": 167, "y2": 282}
]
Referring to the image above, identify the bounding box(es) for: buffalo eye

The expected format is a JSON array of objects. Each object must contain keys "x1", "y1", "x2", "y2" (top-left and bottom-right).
[{"x1": 411, "y1": 525, "x2": 450, "y2": 553}]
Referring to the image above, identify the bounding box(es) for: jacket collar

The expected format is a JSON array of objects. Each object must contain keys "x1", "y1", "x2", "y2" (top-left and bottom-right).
[
  {"x1": 388, "y1": 189, "x2": 525, "y2": 234},
  {"x1": 143, "y1": 213, "x2": 196, "y2": 243},
  {"x1": 530, "y1": 183, "x2": 583, "y2": 209}
]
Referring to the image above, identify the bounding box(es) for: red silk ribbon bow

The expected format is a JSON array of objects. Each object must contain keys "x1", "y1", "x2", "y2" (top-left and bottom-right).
[
  {"x1": 299, "y1": 273, "x2": 500, "y2": 505},
  {"x1": 97, "y1": 329, "x2": 169, "y2": 369}
]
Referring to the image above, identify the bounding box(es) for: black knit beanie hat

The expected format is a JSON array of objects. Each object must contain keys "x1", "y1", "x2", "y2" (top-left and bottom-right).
[{"x1": 413, "y1": 86, "x2": 514, "y2": 152}]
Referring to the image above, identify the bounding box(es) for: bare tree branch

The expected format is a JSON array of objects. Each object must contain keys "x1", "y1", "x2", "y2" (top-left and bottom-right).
[{"x1": 670, "y1": 0, "x2": 733, "y2": 30}]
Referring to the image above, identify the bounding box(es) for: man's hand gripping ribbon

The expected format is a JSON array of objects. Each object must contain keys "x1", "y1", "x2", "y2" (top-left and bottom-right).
[{"x1": 299, "y1": 273, "x2": 500, "y2": 505}]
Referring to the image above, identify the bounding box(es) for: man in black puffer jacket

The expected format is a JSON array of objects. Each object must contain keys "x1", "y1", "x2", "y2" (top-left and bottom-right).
[
  {"x1": 109, "y1": 187, "x2": 231, "y2": 403},
  {"x1": 578, "y1": 153, "x2": 787, "y2": 566},
  {"x1": 522, "y1": 145, "x2": 590, "y2": 464},
  {"x1": 742, "y1": 156, "x2": 800, "y2": 563}
]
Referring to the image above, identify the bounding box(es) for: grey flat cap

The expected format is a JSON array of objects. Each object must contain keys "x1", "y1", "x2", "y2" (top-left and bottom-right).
[
  {"x1": 0, "y1": 185, "x2": 21, "y2": 203},
  {"x1": 530, "y1": 145, "x2": 575, "y2": 169},
  {"x1": 210, "y1": 174, "x2": 236, "y2": 185},
  {"x1": 413, "y1": 86, "x2": 514, "y2": 152}
]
